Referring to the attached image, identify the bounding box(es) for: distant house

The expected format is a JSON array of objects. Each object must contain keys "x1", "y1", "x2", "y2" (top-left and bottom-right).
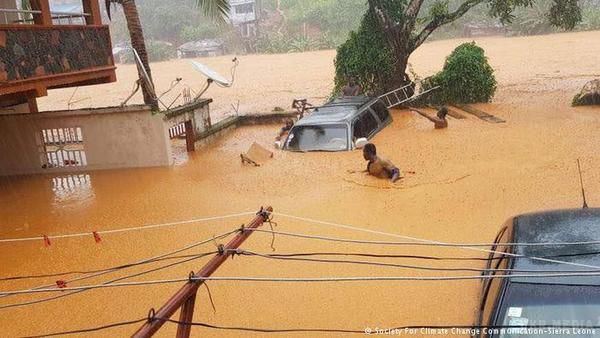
[{"x1": 229, "y1": 0, "x2": 259, "y2": 38}]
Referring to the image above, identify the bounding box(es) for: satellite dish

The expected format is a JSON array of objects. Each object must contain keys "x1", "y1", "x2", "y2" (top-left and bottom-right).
[{"x1": 191, "y1": 61, "x2": 232, "y2": 87}]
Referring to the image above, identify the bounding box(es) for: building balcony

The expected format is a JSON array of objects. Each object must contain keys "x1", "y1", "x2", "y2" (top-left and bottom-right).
[{"x1": 0, "y1": 0, "x2": 116, "y2": 109}]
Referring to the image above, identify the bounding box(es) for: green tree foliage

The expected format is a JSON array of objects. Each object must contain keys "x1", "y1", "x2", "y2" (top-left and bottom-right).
[
  {"x1": 334, "y1": 0, "x2": 584, "y2": 93},
  {"x1": 333, "y1": 1, "x2": 405, "y2": 96},
  {"x1": 423, "y1": 42, "x2": 497, "y2": 103}
]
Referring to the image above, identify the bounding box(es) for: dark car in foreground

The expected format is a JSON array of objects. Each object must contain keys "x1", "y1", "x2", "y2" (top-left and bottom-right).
[
  {"x1": 478, "y1": 208, "x2": 600, "y2": 337},
  {"x1": 282, "y1": 96, "x2": 392, "y2": 152}
]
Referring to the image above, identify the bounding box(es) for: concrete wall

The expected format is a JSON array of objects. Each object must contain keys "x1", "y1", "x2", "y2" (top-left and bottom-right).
[
  {"x1": 0, "y1": 104, "x2": 172, "y2": 176},
  {"x1": 164, "y1": 99, "x2": 212, "y2": 149}
]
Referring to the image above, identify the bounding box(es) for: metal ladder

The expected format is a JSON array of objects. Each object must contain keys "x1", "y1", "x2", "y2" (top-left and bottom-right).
[{"x1": 378, "y1": 82, "x2": 440, "y2": 109}]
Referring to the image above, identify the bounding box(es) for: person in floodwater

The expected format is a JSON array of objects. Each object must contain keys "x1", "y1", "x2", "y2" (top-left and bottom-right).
[
  {"x1": 341, "y1": 76, "x2": 361, "y2": 97},
  {"x1": 422, "y1": 106, "x2": 449, "y2": 129},
  {"x1": 276, "y1": 119, "x2": 294, "y2": 141},
  {"x1": 363, "y1": 143, "x2": 401, "y2": 182}
]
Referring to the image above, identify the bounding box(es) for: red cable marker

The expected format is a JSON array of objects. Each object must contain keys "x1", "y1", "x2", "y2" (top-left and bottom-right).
[
  {"x1": 93, "y1": 231, "x2": 102, "y2": 243},
  {"x1": 56, "y1": 280, "x2": 67, "y2": 288},
  {"x1": 43, "y1": 235, "x2": 51, "y2": 247}
]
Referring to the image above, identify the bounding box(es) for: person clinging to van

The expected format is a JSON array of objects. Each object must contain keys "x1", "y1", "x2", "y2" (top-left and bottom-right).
[
  {"x1": 363, "y1": 143, "x2": 401, "y2": 182},
  {"x1": 276, "y1": 119, "x2": 294, "y2": 142},
  {"x1": 421, "y1": 106, "x2": 449, "y2": 129},
  {"x1": 342, "y1": 76, "x2": 361, "y2": 97}
]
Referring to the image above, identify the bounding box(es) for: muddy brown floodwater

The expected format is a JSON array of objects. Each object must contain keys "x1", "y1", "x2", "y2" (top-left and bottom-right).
[{"x1": 1, "y1": 30, "x2": 600, "y2": 337}]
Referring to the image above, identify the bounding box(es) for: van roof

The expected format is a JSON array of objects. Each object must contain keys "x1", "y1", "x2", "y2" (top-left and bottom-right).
[{"x1": 295, "y1": 96, "x2": 377, "y2": 126}]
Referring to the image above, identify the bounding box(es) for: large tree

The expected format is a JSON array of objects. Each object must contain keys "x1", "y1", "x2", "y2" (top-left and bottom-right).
[
  {"x1": 366, "y1": 0, "x2": 583, "y2": 89},
  {"x1": 105, "y1": 0, "x2": 230, "y2": 108}
]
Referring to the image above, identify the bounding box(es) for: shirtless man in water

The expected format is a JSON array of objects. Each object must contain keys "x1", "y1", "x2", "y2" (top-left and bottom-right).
[
  {"x1": 363, "y1": 143, "x2": 401, "y2": 182},
  {"x1": 421, "y1": 106, "x2": 449, "y2": 129}
]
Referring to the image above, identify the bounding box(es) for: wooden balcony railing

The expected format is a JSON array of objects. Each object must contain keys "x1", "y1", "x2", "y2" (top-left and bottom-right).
[{"x1": 0, "y1": 24, "x2": 116, "y2": 98}]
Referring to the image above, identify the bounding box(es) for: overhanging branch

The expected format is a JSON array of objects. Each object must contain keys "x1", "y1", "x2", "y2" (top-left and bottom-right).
[{"x1": 411, "y1": 0, "x2": 486, "y2": 49}]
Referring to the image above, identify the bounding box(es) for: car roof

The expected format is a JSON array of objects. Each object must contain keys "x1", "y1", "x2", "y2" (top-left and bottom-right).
[
  {"x1": 510, "y1": 208, "x2": 600, "y2": 285},
  {"x1": 294, "y1": 96, "x2": 378, "y2": 126}
]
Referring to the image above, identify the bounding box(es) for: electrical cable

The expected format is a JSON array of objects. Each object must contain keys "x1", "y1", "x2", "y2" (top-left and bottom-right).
[
  {"x1": 160, "y1": 318, "x2": 600, "y2": 334},
  {"x1": 0, "y1": 253, "x2": 205, "y2": 282},
  {"x1": 0, "y1": 229, "x2": 238, "y2": 301},
  {"x1": 230, "y1": 249, "x2": 600, "y2": 273},
  {"x1": 6, "y1": 271, "x2": 600, "y2": 296},
  {"x1": 248, "y1": 227, "x2": 600, "y2": 248},
  {"x1": 21, "y1": 318, "x2": 147, "y2": 338},
  {"x1": 0, "y1": 211, "x2": 254, "y2": 244},
  {"x1": 0, "y1": 251, "x2": 217, "y2": 310},
  {"x1": 244, "y1": 249, "x2": 600, "y2": 261},
  {"x1": 272, "y1": 213, "x2": 600, "y2": 270}
]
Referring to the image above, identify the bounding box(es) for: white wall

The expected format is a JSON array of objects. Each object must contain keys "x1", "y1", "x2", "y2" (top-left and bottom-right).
[{"x1": 0, "y1": 105, "x2": 172, "y2": 176}]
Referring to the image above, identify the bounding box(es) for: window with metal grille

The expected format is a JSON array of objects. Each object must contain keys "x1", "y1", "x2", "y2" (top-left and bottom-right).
[{"x1": 40, "y1": 127, "x2": 87, "y2": 169}]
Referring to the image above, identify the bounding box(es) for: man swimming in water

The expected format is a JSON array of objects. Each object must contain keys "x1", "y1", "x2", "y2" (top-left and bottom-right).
[
  {"x1": 420, "y1": 106, "x2": 449, "y2": 129},
  {"x1": 363, "y1": 143, "x2": 401, "y2": 182}
]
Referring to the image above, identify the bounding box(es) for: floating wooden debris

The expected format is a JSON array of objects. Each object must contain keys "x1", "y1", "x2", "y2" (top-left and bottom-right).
[
  {"x1": 241, "y1": 142, "x2": 273, "y2": 167},
  {"x1": 453, "y1": 104, "x2": 506, "y2": 123}
]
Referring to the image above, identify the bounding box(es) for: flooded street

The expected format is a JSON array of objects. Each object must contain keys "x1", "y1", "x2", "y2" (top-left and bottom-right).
[{"x1": 2, "y1": 30, "x2": 600, "y2": 337}]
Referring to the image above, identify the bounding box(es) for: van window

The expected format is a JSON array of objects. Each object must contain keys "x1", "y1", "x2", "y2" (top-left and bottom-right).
[
  {"x1": 353, "y1": 111, "x2": 378, "y2": 139},
  {"x1": 371, "y1": 101, "x2": 390, "y2": 123}
]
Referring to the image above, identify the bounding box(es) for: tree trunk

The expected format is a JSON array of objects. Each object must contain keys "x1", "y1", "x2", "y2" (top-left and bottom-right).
[{"x1": 121, "y1": 0, "x2": 157, "y2": 109}]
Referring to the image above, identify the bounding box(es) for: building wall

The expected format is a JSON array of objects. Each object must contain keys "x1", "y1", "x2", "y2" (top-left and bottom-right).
[{"x1": 0, "y1": 105, "x2": 172, "y2": 176}]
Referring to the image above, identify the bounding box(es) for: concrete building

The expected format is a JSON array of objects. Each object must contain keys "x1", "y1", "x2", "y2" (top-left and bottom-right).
[
  {"x1": 229, "y1": 0, "x2": 260, "y2": 39},
  {"x1": 0, "y1": 0, "x2": 212, "y2": 176}
]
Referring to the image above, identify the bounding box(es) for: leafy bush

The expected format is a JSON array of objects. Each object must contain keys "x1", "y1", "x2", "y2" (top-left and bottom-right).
[
  {"x1": 422, "y1": 42, "x2": 497, "y2": 104},
  {"x1": 332, "y1": 3, "x2": 400, "y2": 96}
]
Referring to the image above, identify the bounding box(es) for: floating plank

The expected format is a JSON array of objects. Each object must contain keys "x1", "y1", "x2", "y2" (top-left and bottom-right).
[
  {"x1": 453, "y1": 104, "x2": 506, "y2": 123},
  {"x1": 241, "y1": 142, "x2": 273, "y2": 166}
]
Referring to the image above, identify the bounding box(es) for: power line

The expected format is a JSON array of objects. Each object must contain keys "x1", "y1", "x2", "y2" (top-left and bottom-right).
[
  {"x1": 255, "y1": 222, "x2": 600, "y2": 247},
  {"x1": 0, "y1": 251, "x2": 217, "y2": 310},
  {"x1": 0, "y1": 211, "x2": 255, "y2": 244},
  {"x1": 272, "y1": 213, "x2": 600, "y2": 270},
  {"x1": 0, "y1": 229, "x2": 238, "y2": 301},
  {"x1": 0, "y1": 253, "x2": 204, "y2": 282},
  {"x1": 245, "y1": 249, "x2": 600, "y2": 261},
  {"x1": 6, "y1": 272, "x2": 600, "y2": 296},
  {"x1": 231, "y1": 249, "x2": 600, "y2": 273},
  {"x1": 21, "y1": 318, "x2": 147, "y2": 338},
  {"x1": 160, "y1": 318, "x2": 600, "y2": 334},
  {"x1": 0, "y1": 229, "x2": 242, "y2": 309}
]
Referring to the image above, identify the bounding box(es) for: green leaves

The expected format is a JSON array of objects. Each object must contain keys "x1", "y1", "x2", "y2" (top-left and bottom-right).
[
  {"x1": 423, "y1": 42, "x2": 497, "y2": 104},
  {"x1": 548, "y1": 0, "x2": 582, "y2": 30},
  {"x1": 429, "y1": 0, "x2": 450, "y2": 21},
  {"x1": 195, "y1": 0, "x2": 231, "y2": 23},
  {"x1": 334, "y1": 6, "x2": 399, "y2": 96}
]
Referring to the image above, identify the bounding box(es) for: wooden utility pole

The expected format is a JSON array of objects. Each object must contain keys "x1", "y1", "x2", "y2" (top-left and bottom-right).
[{"x1": 132, "y1": 206, "x2": 273, "y2": 338}]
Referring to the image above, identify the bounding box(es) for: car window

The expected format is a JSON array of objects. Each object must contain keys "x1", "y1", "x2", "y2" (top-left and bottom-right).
[
  {"x1": 284, "y1": 125, "x2": 348, "y2": 152},
  {"x1": 353, "y1": 111, "x2": 378, "y2": 139},
  {"x1": 371, "y1": 100, "x2": 390, "y2": 123},
  {"x1": 496, "y1": 284, "x2": 600, "y2": 338}
]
